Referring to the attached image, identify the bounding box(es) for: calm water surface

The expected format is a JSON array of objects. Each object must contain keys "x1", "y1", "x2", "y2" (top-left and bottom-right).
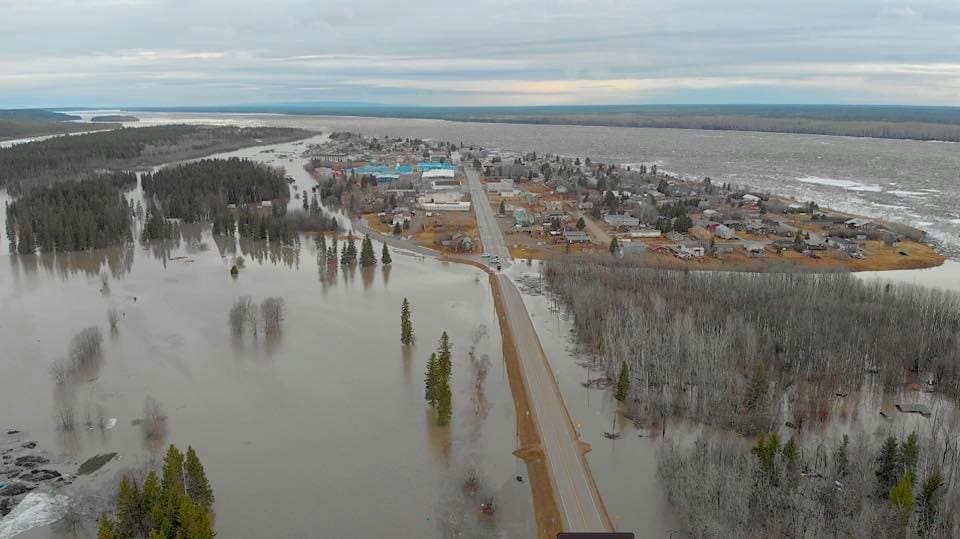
[{"x1": 0, "y1": 138, "x2": 533, "y2": 537}]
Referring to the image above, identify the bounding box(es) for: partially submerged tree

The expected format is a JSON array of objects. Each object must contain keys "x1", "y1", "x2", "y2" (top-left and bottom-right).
[
  {"x1": 359, "y1": 234, "x2": 377, "y2": 267},
  {"x1": 381, "y1": 242, "x2": 392, "y2": 265},
  {"x1": 260, "y1": 297, "x2": 286, "y2": 336},
  {"x1": 142, "y1": 396, "x2": 167, "y2": 442},
  {"x1": 614, "y1": 363, "x2": 630, "y2": 402},
  {"x1": 99, "y1": 444, "x2": 215, "y2": 538},
  {"x1": 401, "y1": 298, "x2": 414, "y2": 345},
  {"x1": 107, "y1": 307, "x2": 120, "y2": 330}
]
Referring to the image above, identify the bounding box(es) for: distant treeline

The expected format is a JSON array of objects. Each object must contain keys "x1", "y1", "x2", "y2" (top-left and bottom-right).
[
  {"x1": 5, "y1": 172, "x2": 135, "y2": 254},
  {"x1": 0, "y1": 109, "x2": 108, "y2": 143},
  {"x1": 452, "y1": 113, "x2": 960, "y2": 142},
  {"x1": 0, "y1": 125, "x2": 311, "y2": 192},
  {"x1": 545, "y1": 257, "x2": 960, "y2": 431}
]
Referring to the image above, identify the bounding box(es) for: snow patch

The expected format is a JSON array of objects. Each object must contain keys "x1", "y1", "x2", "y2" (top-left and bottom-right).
[{"x1": 0, "y1": 493, "x2": 70, "y2": 539}]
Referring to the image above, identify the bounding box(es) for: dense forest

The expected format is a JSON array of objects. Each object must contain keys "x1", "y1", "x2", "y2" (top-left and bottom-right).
[
  {"x1": 5, "y1": 172, "x2": 135, "y2": 254},
  {"x1": 544, "y1": 257, "x2": 960, "y2": 432},
  {"x1": 141, "y1": 158, "x2": 289, "y2": 222},
  {"x1": 0, "y1": 125, "x2": 310, "y2": 192},
  {"x1": 141, "y1": 158, "x2": 338, "y2": 245}
]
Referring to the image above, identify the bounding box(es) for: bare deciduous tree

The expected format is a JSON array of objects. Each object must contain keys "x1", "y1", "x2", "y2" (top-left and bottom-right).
[
  {"x1": 56, "y1": 406, "x2": 76, "y2": 431},
  {"x1": 260, "y1": 297, "x2": 286, "y2": 336},
  {"x1": 229, "y1": 296, "x2": 254, "y2": 336},
  {"x1": 142, "y1": 395, "x2": 167, "y2": 441},
  {"x1": 107, "y1": 307, "x2": 120, "y2": 330},
  {"x1": 49, "y1": 358, "x2": 70, "y2": 384},
  {"x1": 69, "y1": 326, "x2": 103, "y2": 368}
]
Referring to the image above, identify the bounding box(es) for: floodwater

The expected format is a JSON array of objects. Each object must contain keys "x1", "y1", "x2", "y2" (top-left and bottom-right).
[
  {"x1": 507, "y1": 259, "x2": 960, "y2": 537},
  {"x1": 0, "y1": 138, "x2": 533, "y2": 537}
]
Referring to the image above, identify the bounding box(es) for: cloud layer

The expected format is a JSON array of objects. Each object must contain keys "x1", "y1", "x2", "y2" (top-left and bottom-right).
[{"x1": 1, "y1": 0, "x2": 958, "y2": 107}]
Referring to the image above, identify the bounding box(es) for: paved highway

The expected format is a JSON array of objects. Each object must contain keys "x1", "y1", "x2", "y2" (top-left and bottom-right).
[
  {"x1": 465, "y1": 168, "x2": 611, "y2": 532},
  {"x1": 465, "y1": 169, "x2": 510, "y2": 263}
]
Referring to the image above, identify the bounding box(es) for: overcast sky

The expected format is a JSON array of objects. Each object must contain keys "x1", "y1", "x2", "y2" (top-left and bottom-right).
[{"x1": 1, "y1": 0, "x2": 958, "y2": 108}]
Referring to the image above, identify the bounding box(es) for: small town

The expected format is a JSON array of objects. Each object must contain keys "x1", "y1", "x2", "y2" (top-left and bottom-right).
[{"x1": 305, "y1": 132, "x2": 942, "y2": 271}]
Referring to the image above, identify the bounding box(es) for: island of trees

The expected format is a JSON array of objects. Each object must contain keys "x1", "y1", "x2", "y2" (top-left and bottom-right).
[
  {"x1": 139, "y1": 158, "x2": 338, "y2": 245},
  {"x1": 90, "y1": 115, "x2": 139, "y2": 123},
  {"x1": 5, "y1": 172, "x2": 136, "y2": 253}
]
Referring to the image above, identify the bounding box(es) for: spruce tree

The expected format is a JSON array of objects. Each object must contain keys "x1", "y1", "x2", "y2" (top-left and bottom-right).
[
  {"x1": 901, "y1": 431, "x2": 920, "y2": 474},
  {"x1": 115, "y1": 475, "x2": 143, "y2": 537},
  {"x1": 401, "y1": 298, "x2": 413, "y2": 345},
  {"x1": 917, "y1": 467, "x2": 945, "y2": 536},
  {"x1": 835, "y1": 434, "x2": 849, "y2": 478},
  {"x1": 436, "y1": 377, "x2": 452, "y2": 426},
  {"x1": 98, "y1": 514, "x2": 117, "y2": 539},
  {"x1": 609, "y1": 237, "x2": 619, "y2": 256},
  {"x1": 876, "y1": 436, "x2": 901, "y2": 496},
  {"x1": 614, "y1": 363, "x2": 630, "y2": 401},
  {"x1": 381, "y1": 242, "x2": 392, "y2": 265},
  {"x1": 425, "y1": 353, "x2": 439, "y2": 406},
  {"x1": 437, "y1": 332, "x2": 452, "y2": 379},
  {"x1": 746, "y1": 360, "x2": 768, "y2": 412},
  {"x1": 359, "y1": 234, "x2": 377, "y2": 267},
  {"x1": 185, "y1": 446, "x2": 214, "y2": 511}
]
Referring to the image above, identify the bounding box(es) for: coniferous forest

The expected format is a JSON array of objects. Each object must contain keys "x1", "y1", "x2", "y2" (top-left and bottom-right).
[
  {"x1": 141, "y1": 158, "x2": 339, "y2": 245},
  {"x1": 141, "y1": 158, "x2": 289, "y2": 222},
  {"x1": 0, "y1": 125, "x2": 309, "y2": 192},
  {"x1": 5, "y1": 172, "x2": 136, "y2": 254}
]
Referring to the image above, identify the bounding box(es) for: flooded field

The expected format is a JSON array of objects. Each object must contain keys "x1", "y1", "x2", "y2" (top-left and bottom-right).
[{"x1": 0, "y1": 139, "x2": 533, "y2": 537}]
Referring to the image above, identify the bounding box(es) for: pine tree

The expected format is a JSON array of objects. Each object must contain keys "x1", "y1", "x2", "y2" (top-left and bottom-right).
[
  {"x1": 576, "y1": 217, "x2": 586, "y2": 230},
  {"x1": 424, "y1": 353, "x2": 439, "y2": 406},
  {"x1": 746, "y1": 360, "x2": 768, "y2": 412},
  {"x1": 835, "y1": 434, "x2": 849, "y2": 478},
  {"x1": 115, "y1": 475, "x2": 143, "y2": 537},
  {"x1": 752, "y1": 432, "x2": 781, "y2": 481},
  {"x1": 917, "y1": 467, "x2": 945, "y2": 537},
  {"x1": 98, "y1": 514, "x2": 117, "y2": 539},
  {"x1": 876, "y1": 436, "x2": 901, "y2": 496},
  {"x1": 400, "y1": 298, "x2": 413, "y2": 345},
  {"x1": 436, "y1": 377, "x2": 452, "y2": 426},
  {"x1": 889, "y1": 469, "x2": 915, "y2": 527},
  {"x1": 498, "y1": 200, "x2": 506, "y2": 215},
  {"x1": 162, "y1": 445, "x2": 185, "y2": 494},
  {"x1": 901, "y1": 431, "x2": 920, "y2": 474},
  {"x1": 381, "y1": 242, "x2": 392, "y2": 265},
  {"x1": 359, "y1": 234, "x2": 377, "y2": 267},
  {"x1": 614, "y1": 363, "x2": 630, "y2": 402},
  {"x1": 609, "y1": 237, "x2": 619, "y2": 256},
  {"x1": 437, "y1": 331, "x2": 452, "y2": 380},
  {"x1": 781, "y1": 437, "x2": 800, "y2": 486},
  {"x1": 185, "y1": 446, "x2": 214, "y2": 511}
]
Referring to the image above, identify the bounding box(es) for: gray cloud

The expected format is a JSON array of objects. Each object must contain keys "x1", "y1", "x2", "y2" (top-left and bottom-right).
[{"x1": 0, "y1": 0, "x2": 958, "y2": 106}]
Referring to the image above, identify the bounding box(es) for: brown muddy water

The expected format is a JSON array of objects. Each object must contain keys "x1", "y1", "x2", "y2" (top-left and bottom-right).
[{"x1": 0, "y1": 139, "x2": 533, "y2": 537}]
